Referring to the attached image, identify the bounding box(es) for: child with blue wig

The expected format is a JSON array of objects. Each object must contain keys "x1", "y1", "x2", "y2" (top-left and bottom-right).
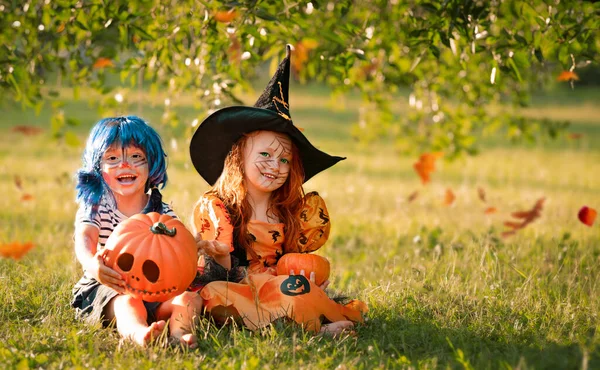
[{"x1": 71, "y1": 116, "x2": 203, "y2": 348}]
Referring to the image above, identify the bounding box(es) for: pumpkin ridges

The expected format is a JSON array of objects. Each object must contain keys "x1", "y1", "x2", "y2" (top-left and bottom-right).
[
  {"x1": 276, "y1": 253, "x2": 330, "y2": 286},
  {"x1": 103, "y1": 212, "x2": 197, "y2": 302}
]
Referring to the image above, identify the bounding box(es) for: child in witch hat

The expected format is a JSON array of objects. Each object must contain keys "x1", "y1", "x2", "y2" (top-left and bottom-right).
[{"x1": 189, "y1": 45, "x2": 367, "y2": 335}]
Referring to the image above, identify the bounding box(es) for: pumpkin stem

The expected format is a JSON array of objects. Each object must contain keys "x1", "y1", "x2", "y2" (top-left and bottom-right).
[{"x1": 150, "y1": 222, "x2": 177, "y2": 237}]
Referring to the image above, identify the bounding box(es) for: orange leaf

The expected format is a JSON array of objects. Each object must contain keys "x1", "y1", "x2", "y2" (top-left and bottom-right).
[
  {"x1": 413, "y1": 152, "x2": 443, "y2": 185},
  {"x1": 484, "y1": 207, "x2": 497, "y2": 214},
  {"x1": 407, "y1": 191, "x2": 419, "y2": 202},
  {"x1": 21, "y1": 193, "x2": 34, "y2": 201},
  {"x1": 444, "y1": 188, "x2": 455, "y2": 206},
  {"x1": 291, "y1": 39, "x2": 318, "y2": 74},
  {"x1": 0, "y1": 242, "x2": 35, "y2": 260},
  {"x1": 14, "y1": 176, "x2": 23, "y2": 191},
  {"x1": 132, "y1": 34, "x2": 141, "y2": 44},
  {"x1": 93, "y1": 57, "x2": 115, "y2": 69},
  {"x1": 227, "y1": 34, "x2": 241, "y2": 66},
  {"x1": 502, "y1": 197, "x2": 545, "y2": 237},
  {"x1": 11, "y1": 125, "x2": 43, "y2": 136},
  {"x1": 478, "y1": 187, "x2": 486, "y2": 202},
  {"x1": 557, "y1": 71, "x2": 579, "y2": 82},
  {"x1": 214, "y1": 9, "x2": 238, "y2": 23},
  {"x1": 568, "y1": 133, "x2": 582, "y2": 140},
  {"x1": 57, "y1": 23, "x2": 65, "y2": 33},
  {"x1": 578, "y1": 206, "x2": 597, "y2": 227}
]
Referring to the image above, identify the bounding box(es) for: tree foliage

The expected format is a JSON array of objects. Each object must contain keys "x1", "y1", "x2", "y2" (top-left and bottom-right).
[{"x1": 1, "y1": 0, "x2": 599, "y2": 155}]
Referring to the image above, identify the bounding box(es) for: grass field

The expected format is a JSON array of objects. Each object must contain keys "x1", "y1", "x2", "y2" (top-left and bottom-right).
[{"x1": 0, "y1": 84, "x2": 599, "y2": 369}]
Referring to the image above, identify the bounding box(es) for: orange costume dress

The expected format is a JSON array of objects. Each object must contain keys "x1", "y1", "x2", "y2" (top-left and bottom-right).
[{"x1": 192, "y1": 192, "x2": 367, "y2": 332}]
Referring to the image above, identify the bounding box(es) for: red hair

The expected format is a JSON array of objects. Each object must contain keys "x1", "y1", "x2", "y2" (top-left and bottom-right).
[{"x1": 207, "y1": 131, "x2": 305, "y2": 256}]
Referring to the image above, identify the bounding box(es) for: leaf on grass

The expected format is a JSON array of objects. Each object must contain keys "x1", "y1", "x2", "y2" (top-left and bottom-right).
[
  {"x1": 93, "y1": 57, "x2": 115, "y2": 69},
  {"x1": 214, "y1": 9, "x2": 238, "y2": 23},
  {"x1": 501, "y1": 197, "x2": 545, "y2": 237},
  {"x1": 568, "y1": 133, "x2": 582, "y2": 140},
  {"x1": 444, "y1": 188, "x2": 455, "y2": 206},
  {"x1": 12, "y1": 125, "x2": 43, "y2": 136},
  {"x1": 21, "y1": 193, "x2": 34, "y2": 201},
  {"x1": 407, "y1": 191, "x2": 419, "y2": 202},
  {"x1": 578, "y1": 206, "x2": 597, "y2": 227},
  {"x1": 484, "y1": 207, "x2": 497, "y2": 215},
  {"x1": 413, "y1": 152, "x2": 443, "y2": 185},
  {"x1": 478, "y1": 187, "x2": 486, "y2": 202},
  {"x1": 0, "y1": 242, "x2": 35, "y2": 260},
  {"x1": 557, "y1": 71, "x2": 579, "y2": 82},
  {"x1": 14, "y1": 176, "x2": 23, "y2": 191}
]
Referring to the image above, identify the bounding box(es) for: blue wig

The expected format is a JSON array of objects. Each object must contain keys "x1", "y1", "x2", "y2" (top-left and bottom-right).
[{"x1": 76, "y1": 116, "x2": 168, "y2": 216}]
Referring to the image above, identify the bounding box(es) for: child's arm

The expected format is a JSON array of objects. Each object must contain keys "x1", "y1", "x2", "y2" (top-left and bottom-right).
[
  {"x1": 294, "y1": 191, "x2": 332, "y2": 253},
  {"x1": 191, "y1": 196, "x2": 235, "y2": 270},
  {"x1": 74, "y1": 223, "x2": 125, "y2": 293}
]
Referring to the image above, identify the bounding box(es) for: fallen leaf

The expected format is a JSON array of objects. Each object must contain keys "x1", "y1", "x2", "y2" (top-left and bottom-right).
[
  {"x1": 557, "y1": 71, "x2": 579, "y2": 82},
  {"x1": 0, "y1": 242, "x2": 35, "y2": 260},
  {"x1": 12, "y1": 125, "x2": 43, "y2": 136},
  {"x1": 14, "y1": 176, "x2": 23, "y2": 191},
  {"x1": 568, "y1": 133, "x2": 582, "y2": 140},
  {"x1": 57, "y1": 23, "x2": 65, "y2": 33},
  {"x1": 21, "y1": 193, "x2": 34, "y2": 201},
  {"x1": 214, "y1": 9, "x2": 238, "y2": 23},
  {"x1": 93, "y1": 57, "x2": 114, "y2": 69},
  {"x1": 444, "y1": 188, "x2": 455, "y2": 206},
  {"x1": 413, "y1": 152, "x2": 443, "y2": 185},
  {"x1": 407, "y1": 191, "x2": 419, "y2": 202},
  {"x1": 578, "y1": 206, "x2": 597, "y2": 227},
  {"x1": 501, "y1": 197, "x2": 545, "y2": 237},
  {"x1": 478, "y1": 187, "x2": 486, "y2": 202},
  {"x1": 484, "y1": 207, "x2": 497, "y2": 214}
]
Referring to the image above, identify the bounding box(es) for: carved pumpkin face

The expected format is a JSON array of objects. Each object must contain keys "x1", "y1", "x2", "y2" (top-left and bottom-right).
[
  {"x1": 276, "y1": 253, "x2": 330, "y2": 286},
  {"x1": 103, "y1": 212, "x2": 197, "y2": 302}
]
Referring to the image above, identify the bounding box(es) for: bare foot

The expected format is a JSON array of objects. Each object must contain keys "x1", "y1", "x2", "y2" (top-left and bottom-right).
[
  {"x1": 320, "y1": 320, "x2": 355, "y2": 338},
  {"x1": 169, "y1": 332, "x2": 198, "y2": 349},
  {"x1": 132, "y1": 320, "x2": 166, "y2": 347}
]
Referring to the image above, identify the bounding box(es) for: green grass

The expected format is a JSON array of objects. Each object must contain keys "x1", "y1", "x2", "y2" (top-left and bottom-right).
[{"x1": 1, "y1": 84, "x2": 599, "y2": 369}]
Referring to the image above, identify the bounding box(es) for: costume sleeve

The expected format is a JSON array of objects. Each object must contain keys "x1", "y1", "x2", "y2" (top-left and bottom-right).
[
  {"x1": 295, "y1": 191, "x2": 331, "y2": 253},
  {"x1": 74, "y1": 204, "x2": 101, "y2": 229},
  {"x1": 161, "y1": 202, "x2": 178, "y2": 219},
  {"x1": 191, "y1": 195, "x2": 234, "y2": 252}
]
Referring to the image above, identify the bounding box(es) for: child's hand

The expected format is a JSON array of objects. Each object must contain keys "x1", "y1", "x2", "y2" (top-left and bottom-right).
[
  {"x1": 289, "y1": 269, "x2": 330, "y2": 290},
  {"x1": 195, "y1": 234, "x2": 230, "y2": 257},
  {"x1": 88, "y1": 251, "x2": 125, "y2": 294}
]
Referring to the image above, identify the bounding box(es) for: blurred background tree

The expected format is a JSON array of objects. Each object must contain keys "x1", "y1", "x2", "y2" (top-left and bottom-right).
[{"x1": 1, "y1": 0, "x2": 599, "y2": 156}]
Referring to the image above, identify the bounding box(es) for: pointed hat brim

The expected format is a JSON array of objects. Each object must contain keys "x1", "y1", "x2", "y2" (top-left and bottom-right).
[{"x1": 189, "y1": 106, "x2": 345, "y2": 185}]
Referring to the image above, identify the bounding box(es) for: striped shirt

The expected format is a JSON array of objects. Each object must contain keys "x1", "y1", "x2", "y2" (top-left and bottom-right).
[{"x1": 75, "y1": 201, "x2": 177, "y2": 248}]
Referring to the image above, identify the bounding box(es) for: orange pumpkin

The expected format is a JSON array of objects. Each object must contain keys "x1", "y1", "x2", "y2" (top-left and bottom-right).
[
  {"x1": 103, "y1": 212, "x2": 197, "y2": 302},
  {"x1": 276, "y1": 253, "x2": 330, "y2": 286}
]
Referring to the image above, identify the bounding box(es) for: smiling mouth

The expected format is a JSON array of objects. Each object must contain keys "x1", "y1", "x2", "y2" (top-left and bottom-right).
[
  {"x1": 117, "y1": 174, "x2": 138, "y2": 184},
  {"x1": 262, "y1": 173, "x2": 277, "y2": 180}
]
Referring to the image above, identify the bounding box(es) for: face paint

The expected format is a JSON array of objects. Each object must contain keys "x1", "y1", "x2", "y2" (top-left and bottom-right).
[
  {"x1": 101, "y1": 146, "x2": 148, "y2": 169},
  {"x1": 101, "y1": 145, "x2": 149, "y2": 198},
  {"x1": 243, "y1": 131, "x2": 292, "y2": 195}
]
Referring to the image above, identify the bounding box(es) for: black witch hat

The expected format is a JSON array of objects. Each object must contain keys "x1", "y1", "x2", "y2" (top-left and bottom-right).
[{"x1": 189, "y1": 44, "x2": 345, "y2": 186}]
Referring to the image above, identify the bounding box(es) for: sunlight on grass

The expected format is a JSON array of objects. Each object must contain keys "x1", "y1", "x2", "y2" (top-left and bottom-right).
[{"x1": 0, "y1": 86, "x2": 599, "y2": 369}]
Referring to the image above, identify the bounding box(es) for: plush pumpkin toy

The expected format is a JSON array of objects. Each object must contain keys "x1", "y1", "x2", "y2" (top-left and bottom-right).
[
  {"x1": 103, "y1": 212, "x2": 197, "y2": 302},
  {"x1": 276, "y1": 253, "x2": 330, "y2": 286}
]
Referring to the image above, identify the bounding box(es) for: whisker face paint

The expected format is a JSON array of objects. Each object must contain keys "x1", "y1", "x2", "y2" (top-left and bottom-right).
[{"x1": 243, "y1": 131, "x2": 293, "y2": 195}]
